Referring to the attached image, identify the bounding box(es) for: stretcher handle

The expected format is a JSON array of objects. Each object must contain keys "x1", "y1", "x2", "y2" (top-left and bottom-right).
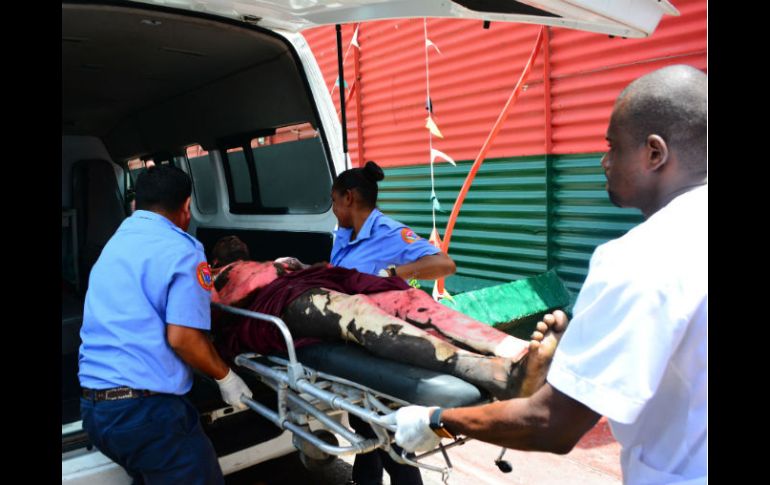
[{"x1": 241, "y1": 393, "x2": 380, "y2": 455}]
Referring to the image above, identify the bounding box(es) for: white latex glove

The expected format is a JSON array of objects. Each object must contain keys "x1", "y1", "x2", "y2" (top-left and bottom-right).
[
  {"x1": 215, "y1": 368, "x2": 252, "y2": 410},
  {"x1": 377, "y1": 268, "x2": 389, "y2": 277},
  {"x1": 274, "y1": 256, "x2": 309, "y2": 271},
  {"x1": 383, "y1": 405, "x2": 441, "y2": 453}
]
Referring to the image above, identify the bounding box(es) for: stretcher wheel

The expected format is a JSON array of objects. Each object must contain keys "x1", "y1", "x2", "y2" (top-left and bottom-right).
[{"x1": 295, "y1": 429, "x2": 339, "y2": 471}]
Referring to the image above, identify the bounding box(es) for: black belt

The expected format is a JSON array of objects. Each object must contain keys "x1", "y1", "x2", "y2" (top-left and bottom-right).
[{"x1": 82, "y1": 387, "x2": 158, "y2": 401}]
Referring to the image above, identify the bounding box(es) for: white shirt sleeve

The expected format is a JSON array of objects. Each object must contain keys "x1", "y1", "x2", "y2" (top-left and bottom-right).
[{"x1": 547, "y1": 242, "x2": 692, "y2": 424}]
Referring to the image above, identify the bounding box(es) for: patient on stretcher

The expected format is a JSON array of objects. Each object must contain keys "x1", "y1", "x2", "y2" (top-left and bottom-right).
[{"x1": 209, "y1": 236, "x2": 566, "y2": 400}]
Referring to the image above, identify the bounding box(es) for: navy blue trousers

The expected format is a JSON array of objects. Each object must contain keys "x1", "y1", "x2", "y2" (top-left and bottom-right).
[
  {"x1": 81, "y1": 393, "x2": 223, "y2": 485},
  {"x1": 350, "y1": 414, "x2": 423, "y2": 485}
]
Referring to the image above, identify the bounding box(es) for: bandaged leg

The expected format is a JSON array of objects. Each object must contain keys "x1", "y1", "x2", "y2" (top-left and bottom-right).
[
  {"x1": 367, "y1": 288, "x2": 529, "y2": 361},
  {"x1": 282, "y1": 288, "x2": 533, "y2": 400}
]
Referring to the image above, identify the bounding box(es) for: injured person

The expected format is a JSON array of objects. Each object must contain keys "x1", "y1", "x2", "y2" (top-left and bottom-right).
[{"x1": 209, "y1": 236, "x2": 567, "y2": 400}]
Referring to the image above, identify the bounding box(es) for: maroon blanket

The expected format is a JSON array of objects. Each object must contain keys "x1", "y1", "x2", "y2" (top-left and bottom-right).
[{"x1": 216, "y1": 265, "x2": 410, "y2": 361}]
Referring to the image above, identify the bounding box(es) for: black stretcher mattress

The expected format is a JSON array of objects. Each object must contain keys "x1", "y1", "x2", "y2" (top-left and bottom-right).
[{"x1": 294, "y1": 342, "x2": 486, "y2": 408}]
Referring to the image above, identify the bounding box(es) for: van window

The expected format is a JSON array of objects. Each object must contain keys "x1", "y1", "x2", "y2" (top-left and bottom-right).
[
  {"x1": 127, "y1": 157, "x2": 146, "y2": 184},
  {"x1": 221, "y1": 122, "x2": 333, "y2": 215},
  {"x1": 185, "y1": 145, "x2": 217, "y2": 215},
  {"x1": 224, "y1": 147, "x2": 254, "y2": 204},
  {"x1": 127, "y1": 156, "x2": 177, "y2": 183}
]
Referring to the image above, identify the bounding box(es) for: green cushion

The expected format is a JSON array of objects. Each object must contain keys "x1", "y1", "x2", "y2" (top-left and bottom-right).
[{"x1": 441, "y1": 270, "x2": 571, "y2": 340}]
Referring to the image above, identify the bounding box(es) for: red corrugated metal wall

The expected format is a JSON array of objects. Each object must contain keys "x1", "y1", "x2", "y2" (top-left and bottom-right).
[
  {"x1": 549, "y1": 0, "x2": 707, "y2": 153},
  {"x1": 303, "y1": 0, "x2": 706, "y2": 168}
]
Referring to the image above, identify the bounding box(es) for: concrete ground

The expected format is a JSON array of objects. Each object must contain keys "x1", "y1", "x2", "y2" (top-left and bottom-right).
[
  {"x1": 414, "y1": 417, "x2": 620, "y2": 485},
  {"x1": 225, "y1": 418, "x2": 621, "y2": 484}
]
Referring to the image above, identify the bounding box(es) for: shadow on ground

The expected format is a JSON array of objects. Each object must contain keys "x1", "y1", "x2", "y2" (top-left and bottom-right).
[
  {"x1": 575, "y1": 418, "x2": 617, "y2": 449},
  {"x1": 225, "y1": 452, "x2": 353, "y2": 485}
]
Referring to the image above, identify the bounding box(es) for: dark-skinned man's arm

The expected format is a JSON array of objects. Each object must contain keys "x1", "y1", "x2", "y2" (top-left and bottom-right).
[
  {"x1": 442, "y1": 383, "x2": 601, "y2": 454},
  {"x1": 389, "y1": 383, "x2": 600, "y2": 454},
  {"x1": 167, "y1": 323, "x2": 252, "y2": 409},
  {"x1": 393, "y1": 252, "x2": 456, "y2": 280}
]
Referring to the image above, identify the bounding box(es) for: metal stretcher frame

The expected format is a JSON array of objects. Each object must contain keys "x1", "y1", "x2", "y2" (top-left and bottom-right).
[{"x1": 213, "y1": 302, "x2": 472, "y2": 482}]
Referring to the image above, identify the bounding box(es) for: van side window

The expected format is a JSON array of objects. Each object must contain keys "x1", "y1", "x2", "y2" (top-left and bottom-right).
[
  {"x1": 220, "y1": 122, "x2": 333, "y2": 215},
  {"x1": 224, "y1": 146, "x2": 254, "y2": 204},
  {"x1": 127, "y1": 156, "x2": 175, "y2": 182},
  {"x1": 185, "y1": 145, "x2": 217, "y2": 215},
  {"x1": 127, "y1": 157, "x2": 146, "y2": 184}
]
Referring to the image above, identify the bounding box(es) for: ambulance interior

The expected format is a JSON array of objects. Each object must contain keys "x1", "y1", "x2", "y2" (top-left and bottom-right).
[{"x1": 61, "y1": 2, "x2": 485, "y2": 469}]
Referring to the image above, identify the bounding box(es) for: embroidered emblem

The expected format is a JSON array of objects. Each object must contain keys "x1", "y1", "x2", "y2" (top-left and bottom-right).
[
  {"x1": 401, "y1": 228, "x2": 419, "y2": 244},
  {"x1": 196, "y1": 262, "x2": 213, "y2": 291}
]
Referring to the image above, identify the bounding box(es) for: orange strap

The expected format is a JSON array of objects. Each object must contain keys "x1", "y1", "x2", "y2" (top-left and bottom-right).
[{"x1": 437, "y1": 27, "x2": 546, "y2": 295}]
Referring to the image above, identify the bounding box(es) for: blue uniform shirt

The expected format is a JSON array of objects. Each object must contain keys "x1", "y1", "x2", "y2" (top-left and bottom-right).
[
  {"x1": 78, "y1": 210, "x2": 213, "y2": 394},
  {"x1": 330, "y1": 208, "x2": 439, "y2": 276}
]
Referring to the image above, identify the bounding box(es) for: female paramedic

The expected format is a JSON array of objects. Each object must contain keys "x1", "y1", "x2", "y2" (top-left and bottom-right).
[
  {"x1": 330, "y1": 160, "x2": 456, "y2": 485},
  {"x1": 329, "y1": 160, "x2": 455, "y2": 282},
  {"x1": 277, "y1": 160, "x2": 457, "y2": 484}
]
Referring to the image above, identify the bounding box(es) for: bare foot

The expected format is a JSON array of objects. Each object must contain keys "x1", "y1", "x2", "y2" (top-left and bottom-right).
[{"x1": 502, "y1": 310, "x2": 569, "y2": 399}]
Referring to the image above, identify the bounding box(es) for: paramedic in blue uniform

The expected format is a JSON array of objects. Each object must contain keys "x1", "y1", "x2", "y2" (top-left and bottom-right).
[
  {"x1": 78, "y1": 165, "x2": 253, "y2": 484},
  {"x1": 330, "y1": 160, "x2": 455, "y2": 281},
  {"x1": 331, "y1": 160, "x2": 456, "y2": 485}
]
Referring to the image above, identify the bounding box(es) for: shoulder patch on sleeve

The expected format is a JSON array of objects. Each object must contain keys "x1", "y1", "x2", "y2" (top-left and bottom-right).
[
  {"x1": 400, "y1": 227, "x2": 420, "y2": 244},
  {"x1": 196, "y1": 262, "x2": 213, "y2": 291}
]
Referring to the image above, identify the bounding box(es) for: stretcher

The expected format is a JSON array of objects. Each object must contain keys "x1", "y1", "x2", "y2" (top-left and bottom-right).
[{"x1": 213, "y1": 302, "x2": 498, "y2": 483}]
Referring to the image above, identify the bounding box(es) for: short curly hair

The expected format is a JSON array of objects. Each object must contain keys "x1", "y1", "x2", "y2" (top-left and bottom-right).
[{"x1": 211, "y1": 235, "x2": 250, "y2": 268}]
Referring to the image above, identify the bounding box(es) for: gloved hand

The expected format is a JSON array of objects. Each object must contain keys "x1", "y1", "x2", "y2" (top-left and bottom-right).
[
  {"x1": 383, "y1": 405, "x2": 441, "y2": 453},
  {"x1": 377, "y1": 265, "x2": 397, "y2": 277},
  {"x1": 274, "y1": 256, "x2": 309, "y2": 271},
  {"x1": 215, "y1": 368, "x2": 252, "y2": 410}
]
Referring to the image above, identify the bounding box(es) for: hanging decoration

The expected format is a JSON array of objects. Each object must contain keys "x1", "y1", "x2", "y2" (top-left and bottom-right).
[
  {"x1": 332, "y1": 77, "x2": 349, "y2": 90},
  {"x1": 430, "y1": 148, "x2": 456, "y2": 166},
  {"x1": 434, "y1": 27, "x2": 547, "y2": 298},
  {"x1": 425, "y1": 37, "x2": 442, "y2": 54},
  {"x1": 431, "y1": 191, "x2": 442, "y2": 212},
  {"x1": 427, "y1": 227, "x2": 453, "y2": 301},
  {"x1": 330, "y1": 24, "x2": 363, "y2": 125},
  {"x1": 423, "y1": 18, "x2": 454, "y2": 301},
  {"x1": 425, "y1": 115, "x2": 444, "y2": 138},
  {"x1": 330, "y1": 24, "x2": 360, "y2": 95}
]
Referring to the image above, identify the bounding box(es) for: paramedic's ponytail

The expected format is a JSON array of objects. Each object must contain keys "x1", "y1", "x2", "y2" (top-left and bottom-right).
[
  {"x1": 361, "y1": 161, "x2": 384, "y2": 183},
  {"x1": 332, "y1": 160, "x2": 384, "y2": 208}
]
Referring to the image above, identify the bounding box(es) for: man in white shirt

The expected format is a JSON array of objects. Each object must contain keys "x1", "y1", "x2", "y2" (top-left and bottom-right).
[{"x1": 387, "y1": 64, "x2": 707, "y2": 484}]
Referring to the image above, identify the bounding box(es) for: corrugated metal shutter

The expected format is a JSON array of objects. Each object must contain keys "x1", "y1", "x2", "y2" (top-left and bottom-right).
[
  {"x1": 550, "y1": 154, "x2": 644, "y2": 296},
  {"x1": 378, "y1": 155, "x2": 548, "y2": 293},
  {"x1": 304, "y1": 0, "x2": 706, "y2": 162},
  {"x1": 302, "y1": 1, "x2": 705, "y2": 297},
  {"x1": 549, "y1": 0, "x2": 707, "y2": 153},
  {"x1": 306, "y1": 19, "x2": 547, "y2": 168},
  {"x1": 360, "y1": 19, "x2": 545, "y2": 167},
  {"x1": 378, "y1": 154, "x2": 644, "y2": 298}
]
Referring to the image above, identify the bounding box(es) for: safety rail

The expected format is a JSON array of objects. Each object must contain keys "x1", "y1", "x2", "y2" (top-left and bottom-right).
[{"x1": 211, "y1": 302, "x2": 469, "y2": 482}]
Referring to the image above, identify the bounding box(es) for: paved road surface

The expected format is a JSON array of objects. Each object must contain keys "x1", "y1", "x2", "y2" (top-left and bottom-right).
[{"x1": 225, "y1": 418, "x2": 621, "y2": 485}]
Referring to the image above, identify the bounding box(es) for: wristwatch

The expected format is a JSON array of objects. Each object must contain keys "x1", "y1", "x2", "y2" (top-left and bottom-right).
[
  {"x1": 387, "y1": 265, "x2": 398, "y2": 277},
  {"x1": 428, "y1": 407, "x2": 455, "y2": 439}
]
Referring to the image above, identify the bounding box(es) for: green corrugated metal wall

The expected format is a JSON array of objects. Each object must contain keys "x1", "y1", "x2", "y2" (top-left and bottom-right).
[
  {"x1": 551, "y1": 154, "x2": 643, "y2": 296},
  {"x1": 378, "y1": 153, "x2": 643, "y2": 301}
]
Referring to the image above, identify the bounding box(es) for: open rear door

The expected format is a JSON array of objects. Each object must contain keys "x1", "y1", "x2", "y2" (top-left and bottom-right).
[{"x1": 130, "y1": 0, "x2": 679, "y2": 38}]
